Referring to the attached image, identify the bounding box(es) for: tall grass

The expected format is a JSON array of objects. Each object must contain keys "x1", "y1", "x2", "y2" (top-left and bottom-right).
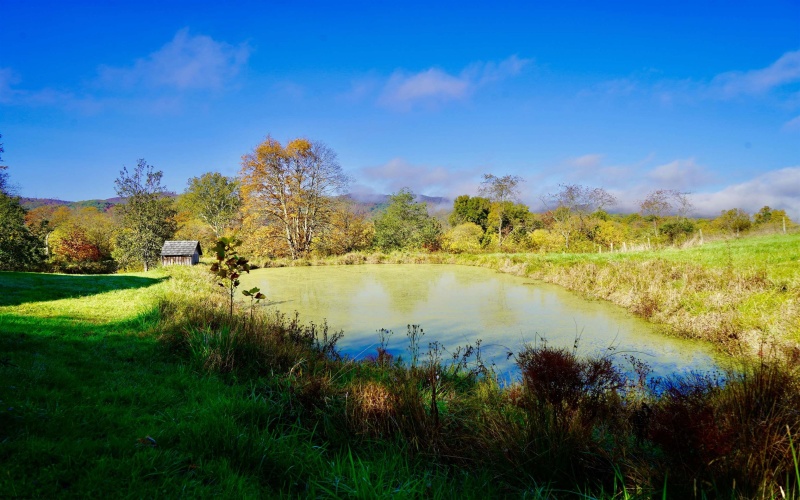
[{"x1": 152, "y1": 265, "x2": 800, "y2": 498}]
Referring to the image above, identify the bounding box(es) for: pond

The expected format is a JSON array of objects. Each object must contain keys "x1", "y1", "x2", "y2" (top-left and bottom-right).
[{"x1": 240, "y1": 264, "x2": 720, "y2": 379}]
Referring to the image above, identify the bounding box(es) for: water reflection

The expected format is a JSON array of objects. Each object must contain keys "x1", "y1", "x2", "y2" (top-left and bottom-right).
[{"x1": 240, "y1": 264, "x2": 719, "y2": 379}]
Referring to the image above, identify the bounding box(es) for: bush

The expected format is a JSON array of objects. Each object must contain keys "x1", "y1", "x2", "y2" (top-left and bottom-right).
[
  {"x1": 48, "y1": 259, "x2": 117, "y2": 274},
  {"x1": 442, "y1": 222, "x2": 484, "y2": 253}
]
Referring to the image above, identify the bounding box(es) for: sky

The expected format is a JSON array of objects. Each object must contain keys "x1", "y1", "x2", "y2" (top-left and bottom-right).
[{"x1": 1, "y1": 0, "x2": 799, "y2": 218}]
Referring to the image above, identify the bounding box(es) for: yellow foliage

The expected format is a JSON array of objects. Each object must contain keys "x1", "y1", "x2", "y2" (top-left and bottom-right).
[{"x1": 442, "y1": 222, "x2": 484, "y2": 253}]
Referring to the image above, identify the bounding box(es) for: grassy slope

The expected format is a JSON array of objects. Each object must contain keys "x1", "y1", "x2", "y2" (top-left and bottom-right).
[
  {"x1": 471, "y1": 233, "x2": 800, "y2": 350},
  {"x1": 0, "y1": 269, "x2": 500, "y2": 498}
]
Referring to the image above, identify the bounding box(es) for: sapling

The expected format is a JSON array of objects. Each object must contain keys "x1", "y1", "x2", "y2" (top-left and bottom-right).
[
  {"x1": 242, "y1": 287, "x2": 266, "y2": 323},
  {"x1": 209, "y1": 237, "x2": 251, "y2": 318}
]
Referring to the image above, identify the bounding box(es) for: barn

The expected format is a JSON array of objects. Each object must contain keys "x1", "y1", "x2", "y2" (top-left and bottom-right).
[{"x1": 161, "y1": 240, "x2": 203, "y2": 266}]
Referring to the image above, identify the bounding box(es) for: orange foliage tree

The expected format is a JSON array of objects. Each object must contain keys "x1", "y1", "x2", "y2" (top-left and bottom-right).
[{"x1": 240, "y1": 136, "x2": 347, "y2": 259}]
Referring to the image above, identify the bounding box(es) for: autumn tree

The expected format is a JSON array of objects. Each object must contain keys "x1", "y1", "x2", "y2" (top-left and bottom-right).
[
  {"x1": 71, "y1": 207, "x2": 116, "y2": 258},
  {"x1": 544, "y1": 184, "x2": 617, "y2": 249},
  {"x1": 442, "y1": 222, "x2": 484, "y2": 253},
  {"x1": 315, "y1": 198, "x2": 374, "y2": 255},
  {"x1": 179, "y1": 172, "x2": 241, "y2": 238},
  {"x1": 373, "y1": 188, "x2": 442, "y2": 252},
  {"x1": 478, "y1": 174, "x2": 523, "y2": 246},
  {"x1": 54, "y1": 226, "x2": 102, "y2": 263},
  {"x1": 486, "y1": 201, "x2": 534, "y2": 247},
  {"x1": 240, "y1": 136, "x2": 347, "y2": 259},
  {"x1": 112, "y1": 159, "x2": 177, "y2": 271},
  {"x1": 714, "y1": 208, "x2": 752, "y2": 236}
]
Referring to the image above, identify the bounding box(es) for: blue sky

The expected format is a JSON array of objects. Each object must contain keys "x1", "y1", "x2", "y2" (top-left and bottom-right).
[{"x1": 1, "y1": 0, "x2": 799, "y2": 217}]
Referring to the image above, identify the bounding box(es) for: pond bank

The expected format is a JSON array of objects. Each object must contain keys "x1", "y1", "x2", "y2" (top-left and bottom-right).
[
  {"x1": 252, "y1": 233, "x2": 800, "y2": 358},
  {"x1": 240, "y1": 264, "x2": 720, "y2": 379}
]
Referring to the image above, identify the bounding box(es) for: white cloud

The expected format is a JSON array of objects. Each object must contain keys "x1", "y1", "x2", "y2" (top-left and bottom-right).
[
  {"x1": 783, "y1": 115, "x2": 800, "y2": 131},
  {"x1": 646, "y1": 158, "x2": 715, "y2": 191},
  {"x1": 358, "y1": 158, "x2": 482, "y2": 198},
  {"x1": 711, "y1": 49, "x2": 800, "y2": 98},
  {"x1": 0, "y1": 67, "x2": 21, "y2": 103},
  {"x1": 381, "y1": 68, "x2": 469, "y2": 107},
  {"x1": 691, "y1": 167, "x2": 800, "y2": 219},
  {"x1": 569, "y1": 153, "x2": 604, "y2": 169},
  {"x1": 378, "y1": 55, "x2": 531, "y2": 110},
  {"x1": 584, "y1": 48, "x2": 800, "y2": 109},
  {"x1": 98, "y1": 28, "x2": 250, "y2": 91}
]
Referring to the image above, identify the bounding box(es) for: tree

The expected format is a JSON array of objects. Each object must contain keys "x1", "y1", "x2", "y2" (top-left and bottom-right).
[
  {"x1": 639, "y1": 189, "x2": 692, "y2": 235},
  {"x1": 754, "y1": 206, "x2": 774, "y2": 225},
  {"x1": 0, "y1": 196, "x2": 44, "y2": 271},
  {"x1": 240, "y1": 136, "x2": 347, "y2": 259},
  {"x1": 449, "y1": 195, "x2": 491, "y2": 230},
  {"x1": 442, "y1": 222, "x2": 484, "y2": 253},
  {"x1": 179, "y1": 172, "x2": 241, "y2": 238},
  {"x1": 486, "y1": 201, "x2": 534, "y2": 246},
  {"x1": 315, "y1": 198, "x2": 374, "y2": 255},
  {"x1": 53, "y1": 226, "x2": 102, "y2": 263},
  {"x1": 0, "y1": 133, "x2": 8, "y2": 195},
  {"x1": 0, "y1": 138, "x2": 44, "y2": 270},
  {"x1": 714, "y1": 208, "x2": 751, "y2": 236},
  {"x1": 373, "y1": 188, "x2": 442, "y2": 252},
  {"x1": 112, "y1": 159, "x2": 177, "y2": 271},
  {"x1": 659, "y1": 219, "x2": 696, "y2": 244},
  {"x1": 639, "y1": 189, "x2": 671, "y2": 235},
  {"x1": 544, "y1": 184, "x2": 617, "y2": 249},
  {"x1": 478, "y1": 174, "x2": 523, "y2": 246}
]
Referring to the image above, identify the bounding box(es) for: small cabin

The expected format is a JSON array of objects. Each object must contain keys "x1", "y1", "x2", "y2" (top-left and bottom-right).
[{"x1": 161, "y1": 240, "x2": 202, "y2": 266}]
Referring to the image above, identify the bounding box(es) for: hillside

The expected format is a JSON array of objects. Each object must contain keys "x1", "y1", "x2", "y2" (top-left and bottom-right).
[
  {"x1": 21, "y1": 193, "x2": 452, "y2": 214},
  {"x1": 20, "y1": 196, "x2": 124, "y2": 212}
]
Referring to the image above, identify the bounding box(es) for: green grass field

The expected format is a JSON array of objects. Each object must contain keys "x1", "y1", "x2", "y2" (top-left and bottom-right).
[
  {"x1": 2, "y1": 233, "x2": 799, "y2": 498},
  {"x1": 0, "y1": 268, "x2": 502, "y2": 498}
]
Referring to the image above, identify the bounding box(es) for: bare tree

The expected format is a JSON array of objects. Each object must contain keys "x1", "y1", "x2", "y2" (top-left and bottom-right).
[
  {"x1": 240, "y1": 136, "x2": 348, "y2": 259},
  {"x1": 673, "y1": 191, "x2": 694, "y2": 220},
  {"x1": 478, "y1": 174, "x2": 523, "y2": 246},
  {"x1": 640, "y1": 189, "x2": 693, "y2": 234},
  {"x1": 543, "y1": 184, "x2": 617, "y2": 249},
  {"x1": 0, "y1": 133, "x2": 9, "y2": 196}
]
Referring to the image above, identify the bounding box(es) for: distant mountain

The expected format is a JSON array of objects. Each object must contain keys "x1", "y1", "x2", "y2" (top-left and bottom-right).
[
  {"x1": 20, "y1": 192, "x2": 450, "y2": 214},
  {"x1": 20, "y1": 195, "x2": 173, "y2": 212},
  {"x1": 20, "y1": 197, "x2": 121, "y2": 212},
  {"x1": 345, "y1": 193, "x2": 451, "y2": 212}
]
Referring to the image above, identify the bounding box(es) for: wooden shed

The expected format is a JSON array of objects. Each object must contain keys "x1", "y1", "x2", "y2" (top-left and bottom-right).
[{"x1": 161, "y1": 240, "x2": 202, "y2": 266}]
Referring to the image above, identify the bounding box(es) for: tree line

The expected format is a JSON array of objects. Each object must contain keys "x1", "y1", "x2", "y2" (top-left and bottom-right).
[{"x1": 0, "y1": 134, "x2": 794, "y2": 273}]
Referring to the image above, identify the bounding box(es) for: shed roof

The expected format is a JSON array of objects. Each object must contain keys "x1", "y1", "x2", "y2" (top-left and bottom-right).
[{"x1": 161, "y1": 240, "x2": 202, "y2": 257}]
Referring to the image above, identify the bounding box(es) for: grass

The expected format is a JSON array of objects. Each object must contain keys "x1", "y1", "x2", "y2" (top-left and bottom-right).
[
  {"x1": 2, "y1": 232, "x2": 800, "y2": 497},
  {"x1": 0, "y1": 268, "x2": 512, "y2": 498}
]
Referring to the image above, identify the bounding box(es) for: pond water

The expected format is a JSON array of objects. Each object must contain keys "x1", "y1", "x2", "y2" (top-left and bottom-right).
[{"x1": 240, "y1": 264, "x2": 719, "y2": 380}]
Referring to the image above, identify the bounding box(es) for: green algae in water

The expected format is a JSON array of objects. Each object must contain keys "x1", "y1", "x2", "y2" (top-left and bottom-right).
[{"x1": 240, "y1": 264, "x2": 720, "y2": 379}]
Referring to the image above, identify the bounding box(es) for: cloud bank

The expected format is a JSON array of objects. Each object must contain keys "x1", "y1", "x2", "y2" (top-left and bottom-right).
[{"x1": 354, "y1": 158, "x2": 482, "y2": 199}]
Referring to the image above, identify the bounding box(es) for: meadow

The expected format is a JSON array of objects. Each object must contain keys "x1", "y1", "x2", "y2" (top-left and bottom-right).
[{"x1": 1, "y1": 232, "x2": 799, "y2": 498}]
